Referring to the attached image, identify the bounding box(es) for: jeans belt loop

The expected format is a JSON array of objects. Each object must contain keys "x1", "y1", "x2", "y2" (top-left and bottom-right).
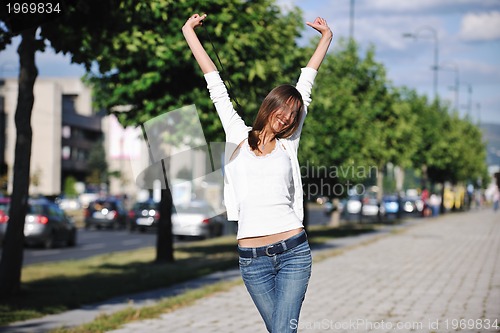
[
  {"x1": 281, "y1": 239, "x2": 287, "y2": 251},
  {"x1": 252, "y1": 248, "x2": 257, "y2": 258}
]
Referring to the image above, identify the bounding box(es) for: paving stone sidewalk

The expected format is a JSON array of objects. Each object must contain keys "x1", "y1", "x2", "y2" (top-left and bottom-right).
[{"x1": 107, "y1": 209, "x2": 500, "y2": 333}]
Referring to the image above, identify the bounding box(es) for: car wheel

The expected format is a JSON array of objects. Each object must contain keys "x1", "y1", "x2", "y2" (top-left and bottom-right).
[{"x1": 67, "y1": 231, "x2": 77, "y2": 247}]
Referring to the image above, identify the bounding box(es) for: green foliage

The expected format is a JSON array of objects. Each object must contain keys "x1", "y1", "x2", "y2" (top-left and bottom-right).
[
  {"x1": 63, "y1": 176, "x2": 78, "y2": 197},
  {"x1": 64, "y1": 0, "x2": 306, "y2": 147},
  {"x1": 301, "y1": 40, "x2": 419, "y2": 189},
  {"x1": 301, "y1": 38, "x2": 486, "y2": 194}
]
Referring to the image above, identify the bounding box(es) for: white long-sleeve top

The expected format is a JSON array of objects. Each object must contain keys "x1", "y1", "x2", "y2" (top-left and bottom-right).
[{"x1": 204, "y1": 67, "x2": 318, "y2": 233}]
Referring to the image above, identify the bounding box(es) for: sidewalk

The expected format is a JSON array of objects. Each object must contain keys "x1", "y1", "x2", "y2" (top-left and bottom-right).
[
  {"x1": 2, "y1": 209, "x2": 499, "y2": 332},
  {"x1": 106, "y1": 209, "x2": 499, "y2": 333}
]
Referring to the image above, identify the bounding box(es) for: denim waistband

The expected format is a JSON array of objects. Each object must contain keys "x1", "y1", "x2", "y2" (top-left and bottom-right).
[{"x1": 238, "y1": 230, "x2": 307, "y2": 258}]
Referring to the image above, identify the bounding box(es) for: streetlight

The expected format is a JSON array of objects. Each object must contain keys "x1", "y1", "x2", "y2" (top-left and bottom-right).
[
  {"x1": 461, "y1": 82, "x2": 473, "y2": 118},
  {"x1": 438, "y1": 63, "x2": 460, "y2": 111},
  {"x1": 476, "y1": 102, "x2": 481, "y2": 126},
  {"x1": 349, "y1": 0, "x2": 355, "y2": 42},
  {"x1": 402, "y1": 26, "x2": 439, "y2": 100}
]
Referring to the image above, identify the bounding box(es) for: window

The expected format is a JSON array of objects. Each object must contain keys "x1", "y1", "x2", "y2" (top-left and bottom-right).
[
  {"x1": 62, "y1": 146, "x2": 71, "y2": 160},
  {"x1": 62, "y1": 126, "x2": 71, "y2": 139},
  {"x1": 62, "y1": 94, "x2": 78, "y2": 114}
]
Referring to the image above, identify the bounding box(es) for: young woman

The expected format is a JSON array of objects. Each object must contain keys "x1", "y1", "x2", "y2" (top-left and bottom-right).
[{"x1": 183, "y1": 13, "x2": 332, "y2": 332}]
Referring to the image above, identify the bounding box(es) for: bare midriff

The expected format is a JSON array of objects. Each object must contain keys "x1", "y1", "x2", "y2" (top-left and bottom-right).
[{"x1": 238, "y1": 227, "x2": 304, "y2": 248}]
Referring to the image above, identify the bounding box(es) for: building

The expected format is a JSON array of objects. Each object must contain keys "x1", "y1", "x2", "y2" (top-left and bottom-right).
[{"x1": 0, "y1": 77, "x2": 103, "y2": 196}]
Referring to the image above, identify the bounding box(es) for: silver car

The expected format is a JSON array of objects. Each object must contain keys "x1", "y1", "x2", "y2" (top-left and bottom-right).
[
  {"x1": 24, "y1": 198, "x2": 77, "y2": 248},
  {"x1": 172, "y1": 201, "x2": 225, "y2": 239}
]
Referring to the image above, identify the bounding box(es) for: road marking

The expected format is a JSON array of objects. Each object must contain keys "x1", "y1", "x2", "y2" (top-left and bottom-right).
[{"x1": 81, "y1": 243, "x2": 105, "y2": 250}]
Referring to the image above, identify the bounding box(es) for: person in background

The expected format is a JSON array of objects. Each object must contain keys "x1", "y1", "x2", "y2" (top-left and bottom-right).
[{"x1": 493, "y1": 185, "x2": 499, "y2": 212}]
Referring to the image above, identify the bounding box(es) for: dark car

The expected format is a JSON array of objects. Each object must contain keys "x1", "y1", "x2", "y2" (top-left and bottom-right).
[
  {"x1": 84, "y1": 198, "x2": 128, "y2": 230},
  {"x1": 383, "y1": 195, "x2": 400, "y2": 216},
  {"x1": 24, "y1": 198, "x2": 77, "y2": 248},
  {"x1": 128, "y1": 199, "x2": 160, "y2": 232}
]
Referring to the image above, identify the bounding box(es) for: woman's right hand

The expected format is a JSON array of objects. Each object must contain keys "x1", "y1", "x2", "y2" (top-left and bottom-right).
[{"x1": 182, "y1": 13, "x2": 207, "y2": 31}]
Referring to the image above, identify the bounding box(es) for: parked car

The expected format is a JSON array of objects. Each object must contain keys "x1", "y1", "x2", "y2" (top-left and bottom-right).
[
  {"x1": 84, "y1": 198, "x2": 128, "y2": 230},
  {"x1": 128, "y1": 199, "x2": 160, "y2": 232},
  {"x1": 383, "y1": 195, "x2": 400, "y2": 216},
  {"x1": 402, "y1": 196, "x2": 424, "y2": 216},
  {"x1": 172, "y1": 200, "x2": 225, "y2": 239},
  {"x1": 362, "y1": 197, "x2": 383, "y2": 217},
  {"x1": 24, "y1": 198, "x2": 77, "y2": 248},
  {"x1": 0, "y1": 197, "x2": 11, "y2": 245},
  {"x1": 344, "y1": 195, "x2": 362, "y2": 214}
]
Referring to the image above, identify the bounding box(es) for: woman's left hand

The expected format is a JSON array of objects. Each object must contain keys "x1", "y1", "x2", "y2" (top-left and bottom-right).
[{"x1": 306, "y1": 17, "x2": 333, "y2": 39}]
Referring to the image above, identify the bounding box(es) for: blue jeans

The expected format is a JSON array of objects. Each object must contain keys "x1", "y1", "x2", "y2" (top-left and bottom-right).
[{"x1": 238, "y1": 232, "x2": 312, "y2": 333}]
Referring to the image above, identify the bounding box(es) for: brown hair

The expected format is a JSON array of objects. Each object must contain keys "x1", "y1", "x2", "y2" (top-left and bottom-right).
[{"x1": 248, "y1": 84, "x2": 304, "y2": 152}]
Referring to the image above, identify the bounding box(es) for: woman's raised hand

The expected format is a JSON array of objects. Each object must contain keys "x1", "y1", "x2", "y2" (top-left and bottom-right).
[
  {"x1": 183, "y1": 13, "x2": 207, "y2": 31},
  {"x1": 306, "y1": 17, "x2": 333, "y2": 39}
]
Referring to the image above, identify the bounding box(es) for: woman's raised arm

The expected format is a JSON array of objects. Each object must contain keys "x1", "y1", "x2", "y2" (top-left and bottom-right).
[
  {"x1": 305, "y1": 17, "x2": 333, "y2": 71},
  {"x1": 182, "y1": 13, "x2": 217, "y2": 74}
]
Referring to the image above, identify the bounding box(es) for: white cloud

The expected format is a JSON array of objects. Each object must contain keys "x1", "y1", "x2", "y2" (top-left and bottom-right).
[
  {"x1": 361, "y1": 0, "x2": 500, "y2": 14},
  {"x1": 460, "y1": 11, "x2": 500, "y2": 41}
]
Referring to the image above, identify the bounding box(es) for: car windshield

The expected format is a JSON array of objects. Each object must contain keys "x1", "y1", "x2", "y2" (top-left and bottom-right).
[
  {"x1": 90, "y1": 201, "x2": 117, "y2": 211},
  {"x1": 27, "y1": 204, "x2": 45, "y2": 215},
  {"x1": 134, "y1": 202, "x2": 157, "y2": 210}
]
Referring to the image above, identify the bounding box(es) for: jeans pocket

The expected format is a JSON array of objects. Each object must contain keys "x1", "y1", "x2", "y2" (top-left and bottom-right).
[
  {"x1": 239, "y1": 257, "x2": 253, "y2": 267},
  {"x1": 288, "y1": 241, "x2": 311, "y2": 256}
]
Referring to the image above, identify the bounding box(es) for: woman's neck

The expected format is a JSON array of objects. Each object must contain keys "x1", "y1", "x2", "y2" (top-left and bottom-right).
[{"x1": 259, "y1": 129, "x2": 276, "y2": 151}]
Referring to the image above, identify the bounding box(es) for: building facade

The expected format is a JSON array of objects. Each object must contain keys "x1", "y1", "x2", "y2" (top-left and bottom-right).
[{"x1": 0, "y1": 77, "x2": 105, "y2": 196}]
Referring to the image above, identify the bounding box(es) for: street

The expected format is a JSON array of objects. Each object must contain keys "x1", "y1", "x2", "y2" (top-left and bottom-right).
[
  {"x1": 0, "y1": 204, "x2": 332, "y2": 266},
  {"x1": 19, "y1": 229, "x2": 157, "y2": 266}
]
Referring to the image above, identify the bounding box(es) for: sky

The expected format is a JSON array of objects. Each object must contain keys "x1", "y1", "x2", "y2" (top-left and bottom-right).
[
  {"x1": 280, "y1": 0, "x2": 500, "y2": 125},
  {"x1": 0, "y1": 0, "x2": 499, "y2": 125}
]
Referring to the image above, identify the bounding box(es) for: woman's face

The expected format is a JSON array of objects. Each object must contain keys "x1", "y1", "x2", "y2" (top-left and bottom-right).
[{"x1": 267, "y1": 103, "x2": 298, "y2": 134}]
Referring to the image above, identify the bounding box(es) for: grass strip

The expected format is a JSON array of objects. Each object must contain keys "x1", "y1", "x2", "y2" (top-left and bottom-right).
[
  {"x1": 0, "y1": 222, "x2": 384, "y2": 327},
  {"x1": 0, "y1": 235, "x2": 240, "y2": 326},
  {"x1": 50, "y1": 279, "x2": 243, "y2": 333}
]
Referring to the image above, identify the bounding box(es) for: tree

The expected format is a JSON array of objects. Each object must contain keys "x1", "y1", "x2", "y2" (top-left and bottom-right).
[
  {"x1": 82, "y1": 0, "x2": 306, "y2": 262},
  {"x1": 0, "y1": 0, "x2": 125, "y2": 297},
  {"x1": 301, "y1": 40, "x2": 419, "y2": 202},
  {"x1": 64, "y1": 176, "x2": 78, "y2": 197},
  {"x1": 86, "y1": 139, "x2": 109, "y2": 186},
  {"x1": 0, "y1": 27, "x2": 39, "y2": 297},
  {"x1": 300, "y1": 40, "x2": 375, "y2": 199}
]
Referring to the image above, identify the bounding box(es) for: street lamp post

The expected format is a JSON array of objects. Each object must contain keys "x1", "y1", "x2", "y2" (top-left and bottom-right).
[
  {"x1": 349, "y1": 0, "x2": 355, "y2": 42},
  {"x1": 402, "y1": 26, "x2": 439, "y2": 101},
  {"x1": 461, "y1": 82, "x2": 473, "y2": 118},
  {"x1": 476, "y1": 102, "x2": 481, "y2": 125},
  {"x1": 438, "y1": 63, "x2": 460, "y2": 111}
]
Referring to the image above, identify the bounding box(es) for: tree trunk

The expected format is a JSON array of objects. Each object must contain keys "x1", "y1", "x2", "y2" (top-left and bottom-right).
[
  {"x1": 155, "y1": 160, "x2": 174, "y2": 263},
  {"x1": 0, "y1": 28, "x2": 38, "y2": 297},
  {"x1": 376, "y1": 167, "x2": 384, "y2": 223}
]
